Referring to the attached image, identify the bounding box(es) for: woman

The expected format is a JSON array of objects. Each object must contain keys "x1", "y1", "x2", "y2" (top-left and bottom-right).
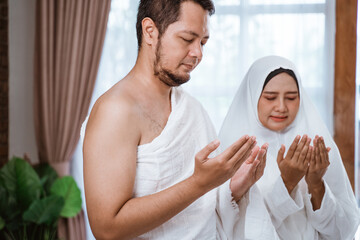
[{"x1": 219, "y1": 56, "x2": 360, "y2": 239}]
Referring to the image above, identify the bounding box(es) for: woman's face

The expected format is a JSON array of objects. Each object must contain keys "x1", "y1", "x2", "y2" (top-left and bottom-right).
[{"x1": 257, "y1": 72, "x2": 300, "y2": 131}]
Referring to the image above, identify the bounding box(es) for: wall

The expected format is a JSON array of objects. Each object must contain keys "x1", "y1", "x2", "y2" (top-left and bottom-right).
[
  {"x1": 9, "y1": 0, "x2": 38, "y2": 162},
  {"x1": 334, "y1": 0, "x2": 357, "y2": 189}
]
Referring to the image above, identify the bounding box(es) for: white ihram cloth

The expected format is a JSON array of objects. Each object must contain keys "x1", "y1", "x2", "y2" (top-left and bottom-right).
[
  {"x1": 133, "y1": 86, "x2": 248, "y2": 239},
  {"x1": 218, "y1": 56, "x2": 360, "y2": 240},
  {"x1": 82, "y1": 87, "x2": 247, "y2": 239}
]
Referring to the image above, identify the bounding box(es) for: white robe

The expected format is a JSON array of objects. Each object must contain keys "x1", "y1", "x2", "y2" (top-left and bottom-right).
[
  {"x1": 133, "y1": 87, "x2": 219, "y2": 239},
  {"x1": 218, "y1": 56, "x2": 360, "y2": 240},
  {"x1": 133, "y1": 87, "x2": 253, "y2": 239}
]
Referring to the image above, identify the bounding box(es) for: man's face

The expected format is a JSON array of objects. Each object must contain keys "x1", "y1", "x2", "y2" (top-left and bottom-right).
[
  {"x1": 154, "y1": 1, "x2": 210, "y2": 87},
  {"x1": 257, "y1": 73, "x2": 300, "y2": 131}
]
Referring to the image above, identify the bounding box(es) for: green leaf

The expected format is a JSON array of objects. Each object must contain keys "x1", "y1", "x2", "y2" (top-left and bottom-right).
[
  {"x1": 0, "y1": 216, "x2": 5, "y2": 230},
  {"x1": 34, "y1": 163, "x2": 58, "y2": 196},
  {"x1": 22, "y1": 195, "x2": 64, "y2": 225},
  {"x1": 0, "y1": 175, "x2": 19, "y2": 222},
  {"x1": 0, "y1": 157, "x2": 42, "y2": 211},
  {"x1": 0, "y1": 177, "x2": 8, "y2": 215},
  {"x1": 50, "y1": 176, "x2": 82, "y2": 217}
]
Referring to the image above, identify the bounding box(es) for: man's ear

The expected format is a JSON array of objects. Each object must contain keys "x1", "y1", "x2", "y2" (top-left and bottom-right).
[{"x1": 142, "y1": 17, "x2": 159, "y2": 46}]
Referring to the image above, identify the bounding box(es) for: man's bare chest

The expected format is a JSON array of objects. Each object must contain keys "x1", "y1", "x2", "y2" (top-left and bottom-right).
[{"x1": 138, "y1": 108, "x2": 170, "y2": 145}]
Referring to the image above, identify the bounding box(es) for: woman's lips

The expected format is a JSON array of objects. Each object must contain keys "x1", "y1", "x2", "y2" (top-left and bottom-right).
[{"x1": 270, "y1": 116, "x2": 288, "y2": 122}]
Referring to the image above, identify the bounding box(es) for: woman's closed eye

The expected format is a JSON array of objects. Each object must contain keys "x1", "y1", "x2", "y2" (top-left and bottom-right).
[
  {"x1": 285, "y1": 93, "x2": 299, "y2": 101},
  {"x1": 265, "y1": 97, "x2": 276, "y2": 101},
  {"x1": 286, "y1": 97, "x2": 298, "y2": 101},
  {"x1": 262, "y1": 95, "x2": 298, "y2": 101}
]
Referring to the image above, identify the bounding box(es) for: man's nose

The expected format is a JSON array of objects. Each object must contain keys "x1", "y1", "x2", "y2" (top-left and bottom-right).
[{"x1": 189, "y1": 42, "x2": 203, "y2": 61}]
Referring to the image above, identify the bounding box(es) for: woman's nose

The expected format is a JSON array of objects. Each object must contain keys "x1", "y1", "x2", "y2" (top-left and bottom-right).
[{"x1": 275, "y1": 99, "x2": 287, "y2": 112}]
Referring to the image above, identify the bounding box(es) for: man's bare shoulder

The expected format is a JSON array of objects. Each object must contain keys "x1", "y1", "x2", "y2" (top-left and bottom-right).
[
  {"x1": 95, "y1": 83, "x2": 137, "y2": 116},
  {"x1": 86, "y1": 80, "x2": 142, "y2": 143}
]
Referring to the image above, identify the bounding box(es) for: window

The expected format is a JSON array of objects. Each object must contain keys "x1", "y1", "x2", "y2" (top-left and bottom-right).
[
  {"x1": 71, "y1": 1, "x2": 336, "y2": 239},
  {"x1": 185, "y1": 0, "x2": 334, "y2": 132}
]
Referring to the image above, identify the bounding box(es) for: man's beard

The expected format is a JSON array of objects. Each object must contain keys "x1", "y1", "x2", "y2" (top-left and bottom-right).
[{"x1": 153, "y1": 40, "x2": 190, "y2": 87}]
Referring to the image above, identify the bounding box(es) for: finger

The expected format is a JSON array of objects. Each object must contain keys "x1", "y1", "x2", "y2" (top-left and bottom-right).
[
  {"x1": 320, "y1": 137, "x2": 330, "y2": 165},
  {"x1": 312, "y1": 135, "x2": 318, "y2": 146},
  {"x1": 309, "y1": 146, "x2": 315, "y2": 165},
  {"x1": 318, "y1": 137, "x2": 327, "y2": 164},
  {"x1": 260, "y1": 144, "x2": 268, "y2": 161},
  {"x1": 261, "y1": 143, "x2": 269, "y2": 150},
  {"x1": 258, "y1": 143, "x2": 268, "y2": 162},
  {"x1": 256, "y1": 148, "x2": 267, "y2": 170},
  {"x1": 229, "y1": 136, "x2": 257, "y2": 167},
  {"x1": 242, "y1": 138, "x2": 258, "y2": 163},
  {"x1": 308, "y1": 146, "x2": 315, "y2": 170},
  {"x1": 302, "y1": 138, "x2": 312, "y2": 167},
  {"x1": 292, "y1": 135, "x2": 308, "y2": 163},
  {"x1": 298, "y1": 137, "x2": 311, "y2": 164},
  {"x1": 254, "y1": 159, "x2": 265, "y2": 180},
  {"x1": 236, "y1": 145, "x2": 259, "y2": 169},
  {"x1": 277, "y1": 144, "x2": 286, "y2": 165},
  {"x1": 320, "y1": 136, "x2": 329, "y2": 156},
  {"x1": 245, "y1": 144, "x2": 257, "y2": 164},
  {"x1": 286, "y1": 135, "x2": 301, "y2": 159},
  {"x1": 256, "y1": 145, "x2": 267, "y2": 159},
  {"x1": 314, "y1": 137, "x2": 321, "y2": 164},
  {"x1": 195, "y1": 139, "x2": 220, "y2": 162},
  {"x1": 250, "y1": 159, "x2": 261, "y2": 181},
  {"x1": 220, "y1": 135, "x2": 251, "y2": 161}
]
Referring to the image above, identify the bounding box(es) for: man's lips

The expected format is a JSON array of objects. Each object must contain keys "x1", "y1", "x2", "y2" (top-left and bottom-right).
[
  {"x1": 182, "y1": 63, "x2": 195, "y2": 71},
  {"x1": 270, "y1": 116, "x2": 288, "y2": 122}
]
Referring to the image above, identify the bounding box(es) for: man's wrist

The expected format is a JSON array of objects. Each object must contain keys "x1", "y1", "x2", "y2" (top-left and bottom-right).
[{"x1": 187, "y1": 175, "x2": 211, "y2": 196}]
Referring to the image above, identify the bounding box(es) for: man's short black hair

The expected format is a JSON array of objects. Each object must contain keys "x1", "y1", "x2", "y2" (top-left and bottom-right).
[{"x1": 136, "y1": 0, "x2": 215, "y2": 49}]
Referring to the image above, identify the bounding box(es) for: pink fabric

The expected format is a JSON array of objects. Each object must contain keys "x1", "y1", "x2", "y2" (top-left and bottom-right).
[
  {"x1": 58, "y1": 210, "x2": 87, "y2": 240},
  {"x1": 34, "y1": 0, "x2": 111, "y2": 239}
]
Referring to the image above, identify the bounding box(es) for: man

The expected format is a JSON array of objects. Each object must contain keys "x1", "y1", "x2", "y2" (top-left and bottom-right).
[{"x1": 83, "y1": 0, "x2": 268, "y2": 239}]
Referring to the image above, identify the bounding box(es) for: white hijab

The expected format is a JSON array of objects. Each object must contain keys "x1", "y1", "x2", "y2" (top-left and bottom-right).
[{"x1": 218, "y1": 55, "x2": 359, "y2": 238}]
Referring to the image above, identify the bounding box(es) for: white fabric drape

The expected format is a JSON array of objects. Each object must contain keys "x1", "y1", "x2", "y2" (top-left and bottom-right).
[
  {"x1": 218, "y1": 55, "x2": 360, "y2": 239},
  {"x1": 71, "y1": 1, "x2": 336, "y2": 239}
]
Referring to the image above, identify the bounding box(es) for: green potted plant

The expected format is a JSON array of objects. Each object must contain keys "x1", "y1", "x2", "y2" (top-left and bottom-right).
[{"x1": 0, "y1": 156, "x2": 82, "y2": 240}]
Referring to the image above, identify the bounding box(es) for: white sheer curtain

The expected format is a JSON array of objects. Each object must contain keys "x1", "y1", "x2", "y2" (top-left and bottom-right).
[
  {"x1": 185, "y1": 0, "x2": 335, "y2": 133},
  {"x1": 71, "y1": 1, "x2": 335, "y2": 239}
]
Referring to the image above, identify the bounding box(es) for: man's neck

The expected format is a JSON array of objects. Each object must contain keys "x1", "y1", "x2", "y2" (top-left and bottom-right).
[{"x1": 131, "y1": 55, "x2": 172, "y2": 102}]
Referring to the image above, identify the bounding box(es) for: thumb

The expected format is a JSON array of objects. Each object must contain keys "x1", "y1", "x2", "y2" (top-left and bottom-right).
[
  {"x1": 196, "y1": 139, "x2": 220, "y2": 163},
  {"x1": 277, "y1": 144, "x2": 285, "y2": 165}
]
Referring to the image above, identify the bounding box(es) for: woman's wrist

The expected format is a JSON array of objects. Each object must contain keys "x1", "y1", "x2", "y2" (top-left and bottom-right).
[
  {"x1": 230, "y1": 179, "x2": 250, "y2": 203},
  {"x1": 307, "y1": 180, "x2": 325, "y2": 194},
  {"x1": 307, "y1": 180, "x2": 325, "y2": 210},
  {"x1": 281, "y1": 175, "x2": 297, "y2": 194}
]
